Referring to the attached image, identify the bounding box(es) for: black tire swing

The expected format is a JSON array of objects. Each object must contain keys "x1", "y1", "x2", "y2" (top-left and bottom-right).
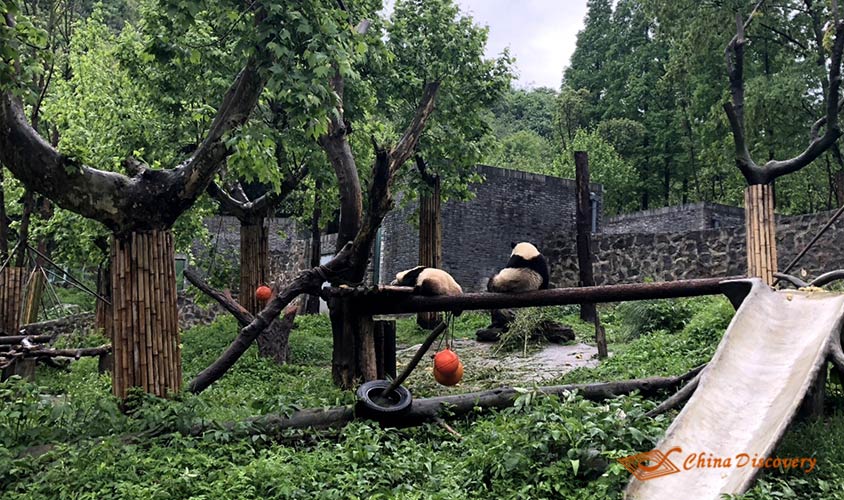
[{"x1": 356, "y1": 316, "x2": 453, "y2": 418}]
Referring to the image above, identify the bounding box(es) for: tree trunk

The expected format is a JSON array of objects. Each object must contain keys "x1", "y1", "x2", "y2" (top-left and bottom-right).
[
  {"x1": 0, "y1": 168, "x2": 7, "y2": 261},
  {"x1": 305, "y1": 181, "x2": 322, "y2": 315},
  {"x1": 238, "y1": 220, "x2": 269, "y2": 315},
  {"x1": 744, "y1": 184, "x2": 778, "y2": 284},
  {"x1": 238, "y1": 219, "x2": 291, "y2": 364},
  {"x1": 110, "y1": 230, "x2": 181, "y2": 399},
  {"x1": 834, "y1": 170, "x2": 844, "y2": 207},
  {"x1": 0, "y1": 266, "x2": 25, "y2": 335},
  {"x1": 255, "y1": 308, "x2": 296, "y2": 364},
  {"x1": 417, "y1": 176, "x2": 442, "y2": 328}
]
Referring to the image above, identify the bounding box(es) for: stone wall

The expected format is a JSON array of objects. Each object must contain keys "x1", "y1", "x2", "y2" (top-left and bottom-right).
[
  {"x1": 379, "y1": 165, "x2": 603, "y2": 291},
  {"x1": 192, "y1": 216, "x2": 310, "y2": 291},
  {"x1": 548, "y1": 208, "x2": 844, "y2": 286},
  {"x1": 603, "y1": 202, "x2": 745, "y2": 235},
  {"x1": 177, "y1": 292, "x2": 229, "y2": 330}
]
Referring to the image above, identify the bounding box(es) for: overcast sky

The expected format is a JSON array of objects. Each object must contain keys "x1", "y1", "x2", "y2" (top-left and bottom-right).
[
  {"x1": 382, "y1": 1, "x2": 588, "y2": 89},
  {"x1": 453, "y1": 1, "x2": 587, "y2": 89}
]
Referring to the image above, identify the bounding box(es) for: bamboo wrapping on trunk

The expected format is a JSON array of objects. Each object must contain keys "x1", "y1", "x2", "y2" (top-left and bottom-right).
[
  {"x1": 239, "y1": 221, "x2": 269, "y2": 315},
  {"x1": 22, "y1": 269, "x2": 44, "y2": 325},
  {"x1": 417, "y1": 179, "x2": 442, "y2": 328},
  {"x1": 744, "y1": 184, "x2": 777, "y2": 284},
  {"x1": 110, "y1": 230, "x2": 181, "y2": 399},
  {"x1": 0, "y1": 267, "x2": 25, "y2": 335}
]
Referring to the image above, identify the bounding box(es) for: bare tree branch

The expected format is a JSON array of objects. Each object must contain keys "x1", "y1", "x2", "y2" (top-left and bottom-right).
[
  {"x1": 759, "y1": 22, "x2": 808, "y2": 51},
  {"x1": 0, "y1": 12, "x2": 268, "y2": 233},
  {"x1": 390, "y1": 82, "x2": 440, "y2": 173},
  {"x1": 184, "y1": 268, "x2": 252, "y2": 326},
  {"x1": 724, "y1": 0, "x2": 844, "y2": 184},
  {"x1": 319, "y1": 70, "x2": 363, "y2": 252}
]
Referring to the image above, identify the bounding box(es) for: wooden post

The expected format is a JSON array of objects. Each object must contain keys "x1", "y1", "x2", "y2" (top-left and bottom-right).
[
  {"x1": 417, "y1": 176, "x2": 442, "y2": 329},
  {"x1": 744, "y1": 184, "x2": 777, "y2": 284},
  {"x1": 374, "y1": 319, "x2": 397, "y2": 379},
  {"x1": 331, "y1": 298, "x2": 357, "y2": 389},
  {"x1": 110, "y1": 230, "x2": 181, "y2": 399},
  {"x1": 0, "y1": 266, "x2": 25, "y2": 335},
  {"x1": 575, "y1": 151, "x2": 597, "y2": 323},
  {"x1": 356, "y1": 314, "x2": 377, "y2": 381},
  {"x1": 238, "y1": 220, "x2": 269, "y2": 315}
]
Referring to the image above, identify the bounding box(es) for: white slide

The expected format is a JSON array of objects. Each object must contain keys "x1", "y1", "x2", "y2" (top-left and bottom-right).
[{"x1": 625, "y1": 278, "x2": 844, "y2": 499}]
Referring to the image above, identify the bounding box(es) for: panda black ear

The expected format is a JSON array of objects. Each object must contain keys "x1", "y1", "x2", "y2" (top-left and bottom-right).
[{"x1": 510, "y1": 241, "x2": 516, "y2": 249}]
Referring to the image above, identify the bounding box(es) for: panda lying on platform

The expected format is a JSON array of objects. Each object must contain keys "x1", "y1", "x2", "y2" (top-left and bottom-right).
[
  {"x1": 391, "y1": 266, "x2": 463, "y2": 297},
  {"x1": 488, "y1": 242, "x2": 550, "y2": 293},
  {"x1": 391, "y1": 266, "x2": 463, "y2": 317}
]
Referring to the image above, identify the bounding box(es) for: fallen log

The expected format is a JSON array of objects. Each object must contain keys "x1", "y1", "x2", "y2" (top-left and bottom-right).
[
  {"x1": 645, "y1": 371, "x2": 703, "y2": 417},
  {"x1": 25, "y1": 344, "x2": 112, "y2": 359},
  {"x1": 188, "y1": 367, "x2": 703, "y2": 437},
  {"x1": 0, "y1": 334, "x2": 51, "y2": 345},
  {"x1": 0, "y1": 344, "x2": 112, "y2": 368}
]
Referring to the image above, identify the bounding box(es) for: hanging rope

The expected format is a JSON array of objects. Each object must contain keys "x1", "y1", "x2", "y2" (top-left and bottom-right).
[
  {"x1": 0, "y1": 240, "x2": 22, "y2": 275},
  {"x1": 205, "y1": 216, "x2": 225, "y2": 278},
  {"x1": 26, "y1": 244, "x2": 110, "y2": 304}
]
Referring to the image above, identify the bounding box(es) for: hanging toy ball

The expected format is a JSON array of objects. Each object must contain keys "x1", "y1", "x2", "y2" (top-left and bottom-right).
[
  {"x1": 434, "y1": 360, "x2": 464, "y2": 386},
  {"x1": 434, "y1": 348, "x2": 460, "y2": 376},
  {"x1": 433, "y1": 349, "x2": 463, "y2": 386},
  {"x1": 255, "y1": 285, "x2": 272, "y2": 302}
]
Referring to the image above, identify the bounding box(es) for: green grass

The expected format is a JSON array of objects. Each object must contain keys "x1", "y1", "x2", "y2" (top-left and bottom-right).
[{"x1": 2, "y1": 299, "x2": 844, "y2": 499}]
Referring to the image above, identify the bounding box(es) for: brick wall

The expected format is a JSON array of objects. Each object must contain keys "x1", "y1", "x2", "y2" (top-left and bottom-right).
[{"x1": 378, "y1": 165, "x2": 603, "y2": 291}]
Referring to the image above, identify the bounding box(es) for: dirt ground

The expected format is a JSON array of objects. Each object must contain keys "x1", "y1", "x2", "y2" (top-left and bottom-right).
[{"x1": 397, "y1": 338, "x2": 602, "y2": 394}]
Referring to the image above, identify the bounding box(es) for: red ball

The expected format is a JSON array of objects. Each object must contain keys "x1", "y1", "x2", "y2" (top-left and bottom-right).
[
  {"x1": 434, "y1": 348, "x2": 460, "y2": 377},
  {"x1": 434, "y1": 361, "x2": 464, "y2": 386},
  {"x1": 255, "y1": 285, "x2": 272, "y2": 301}
]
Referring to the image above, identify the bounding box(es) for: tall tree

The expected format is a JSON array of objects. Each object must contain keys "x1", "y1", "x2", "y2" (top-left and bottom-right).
[
  {"x1": 724, "y1": 0, "x2": 844, "y2": 282},
  {"x1": 0, "y1": 0, "x2": 355, "y2": 398}
]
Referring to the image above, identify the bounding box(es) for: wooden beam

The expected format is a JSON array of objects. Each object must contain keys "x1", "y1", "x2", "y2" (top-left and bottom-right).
[{"x1": 351, "y1": 278, "x2": 735, "y2": 315}]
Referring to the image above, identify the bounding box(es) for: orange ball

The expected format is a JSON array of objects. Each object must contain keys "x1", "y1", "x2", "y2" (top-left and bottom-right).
[
  {"x1": 255, "y1": 285, "x2": 272, "y2": 301},
  {"x1": 434, "y1": 348, "x2": 460, "y2": 376},
  {"x1": 434, "y1": 361, "x2": 464, "y2": 386}
]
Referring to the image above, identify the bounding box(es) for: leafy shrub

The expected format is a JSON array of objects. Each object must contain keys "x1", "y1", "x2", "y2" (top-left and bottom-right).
[
  {"x1": 561, "y1": 297, "x2": 733, "y2": 383},
  {"x1": 615, "y1": 298, "x2": 695, "y2": 340}
]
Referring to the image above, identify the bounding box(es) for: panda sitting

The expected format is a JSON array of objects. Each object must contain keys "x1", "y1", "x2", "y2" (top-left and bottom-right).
[{"x1": 488, "y1": 242, "x2": 550, "y2": 293}]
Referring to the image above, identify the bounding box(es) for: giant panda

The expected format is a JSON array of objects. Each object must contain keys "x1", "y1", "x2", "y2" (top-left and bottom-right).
[
  {"x1": 488, "y1": 242, "x2": 550, "y2": 293},
  {"x1": 391, "y1": 266, "x2": 463, "y2": 316},
  {"x1": 391, "y1": 266, "x2": 463, "y2": 296}
]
